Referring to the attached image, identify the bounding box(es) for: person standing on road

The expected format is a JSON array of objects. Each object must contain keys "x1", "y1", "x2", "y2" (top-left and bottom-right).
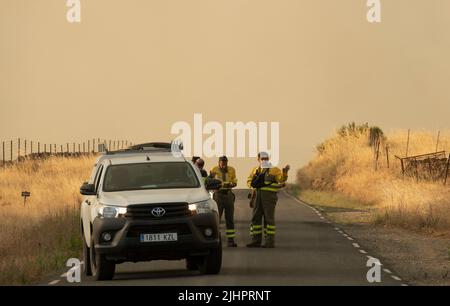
[
  {"x1": 246, "y1": 152, "x2": 290, "y2": 248},
  {"x1": 210, "y1": 156, "x2": 238, "y2": 247},
  {"x1": 194, "y1": 158, "x2": 208, "y2": 178}
]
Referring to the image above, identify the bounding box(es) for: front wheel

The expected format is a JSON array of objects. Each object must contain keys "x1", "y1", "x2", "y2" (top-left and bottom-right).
[
  {"x1": 90, "y1": 236, "x2": 116, "y2": 280},
  {"x1": 198, "y1": 238, "x2": 222, "y2": 275}
]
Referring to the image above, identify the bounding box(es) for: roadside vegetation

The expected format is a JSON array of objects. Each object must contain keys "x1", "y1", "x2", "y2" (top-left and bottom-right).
[
  {"x1": 0, "y1": 156, "x2": 94, "y2": 285},
  {"x1": 295, "y1": 124, "x2": 450, "y2": 234}
]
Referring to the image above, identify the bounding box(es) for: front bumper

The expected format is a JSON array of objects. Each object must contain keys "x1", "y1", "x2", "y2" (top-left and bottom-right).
[{"x1": 92, "y1": 212, "x2": 220, "y2": 262}]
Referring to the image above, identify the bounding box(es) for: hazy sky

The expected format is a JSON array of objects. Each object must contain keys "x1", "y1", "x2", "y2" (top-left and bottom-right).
[{"x1": 1, "y1": 0, "x2": 449, "y2": 185}]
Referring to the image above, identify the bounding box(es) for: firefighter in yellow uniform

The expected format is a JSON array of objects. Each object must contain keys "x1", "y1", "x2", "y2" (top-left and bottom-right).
[
  {"x1": 246, "y1": 152, "x2": 289, "y2": 248},
  {"x1": 210, "y1": 156, "x2": 238, "y2": 247}
]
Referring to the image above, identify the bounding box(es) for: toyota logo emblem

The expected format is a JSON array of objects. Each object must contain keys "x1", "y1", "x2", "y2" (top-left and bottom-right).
[{"x1": 151, "y1": 207, "x2": 166, "y2": 217}]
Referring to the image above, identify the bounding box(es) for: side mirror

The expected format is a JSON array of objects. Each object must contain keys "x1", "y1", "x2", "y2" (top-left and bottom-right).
[
  {"x1": 205, "y1": 178, "x2": 222, "y2": 191},
  {"x1": 80, "y1": 183, "x2": 96, "y2": 195}
]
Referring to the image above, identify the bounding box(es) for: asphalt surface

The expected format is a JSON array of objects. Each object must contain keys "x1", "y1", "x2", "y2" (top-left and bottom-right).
[{"x1": 48, "y1": 190, "x2": 404, "y2": 286}]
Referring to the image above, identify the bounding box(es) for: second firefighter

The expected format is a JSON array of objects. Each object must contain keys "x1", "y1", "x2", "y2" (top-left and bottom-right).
[{"x1": 210, "y1": 156, "x2": 238, "y2": 247}]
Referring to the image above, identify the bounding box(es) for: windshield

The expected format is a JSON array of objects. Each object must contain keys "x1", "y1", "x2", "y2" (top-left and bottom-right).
[{"x1": 103, "y1": 162, "x2": 200, "y2": 192}]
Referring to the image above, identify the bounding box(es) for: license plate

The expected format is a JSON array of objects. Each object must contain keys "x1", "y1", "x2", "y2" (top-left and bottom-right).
[{"x1": 140, "y1": 233, "x2": 178, "y2": 242}]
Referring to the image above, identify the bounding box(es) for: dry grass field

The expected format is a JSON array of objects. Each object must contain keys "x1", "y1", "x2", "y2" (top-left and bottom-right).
[
  {"x1": 0, "y1": 156, "x2": 94, "y2": 285},
  {"x1": 296, "y1": 127, "x2": 450, "y2": 233}
]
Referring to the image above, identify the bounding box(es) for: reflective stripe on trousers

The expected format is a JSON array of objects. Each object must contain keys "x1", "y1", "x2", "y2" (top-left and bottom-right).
[
  {"x1": 250, "y1": 224, "x2": 263, "y2": 235},
  {"x1": 226, "y1": 229, "x2": 236, "y2": 238},
  {"x1": 265, "y1": 224, "x2": 276, "y2": 235}
]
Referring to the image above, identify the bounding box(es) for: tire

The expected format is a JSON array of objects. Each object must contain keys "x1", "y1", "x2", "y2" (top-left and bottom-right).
[
  {"x1": 82, "y1": 234, "x2": 92, "y2": 276},
  {"x1": 186, "y1": 257, "x2": 199, "y2": 271},
  {"x1": 90, "y1": 236, "x2": 116, "y2": 280},
  {"x1": 198, "y1": 238, "x2": 222, "y2": 275}
]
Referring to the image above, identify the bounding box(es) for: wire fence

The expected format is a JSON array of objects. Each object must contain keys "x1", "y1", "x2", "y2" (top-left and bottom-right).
[{"x1": 1, "y1": 138, "x2": 133, "y2": 167}]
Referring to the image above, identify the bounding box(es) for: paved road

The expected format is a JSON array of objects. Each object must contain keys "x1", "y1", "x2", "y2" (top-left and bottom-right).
[{"x1": 49, "y1": 190, "x2": 403, "y2": 286}]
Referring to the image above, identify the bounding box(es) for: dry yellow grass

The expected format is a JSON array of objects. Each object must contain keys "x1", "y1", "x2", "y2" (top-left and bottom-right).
[
  {"x1": 0, "y1": 156, "x2": 95, "y2": 285},
  {"x1": 297, "y1": 128, "x2": 450, "y2": 233}
]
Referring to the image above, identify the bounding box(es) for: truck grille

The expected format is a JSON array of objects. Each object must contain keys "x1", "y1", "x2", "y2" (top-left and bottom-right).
[{"x1": 125, "y1": 202, "x2": 191, "y2": 219}]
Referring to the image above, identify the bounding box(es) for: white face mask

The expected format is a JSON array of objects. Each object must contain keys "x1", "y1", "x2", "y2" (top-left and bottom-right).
[{"x1": 260, "y1": 160, "x2": 272, "y2": 169}]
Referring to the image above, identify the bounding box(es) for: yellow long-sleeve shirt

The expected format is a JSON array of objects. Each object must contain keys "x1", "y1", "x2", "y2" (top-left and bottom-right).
[
  {"x1": 247, "y1": 166, "x2": 288, "y2": 192},
  {"x1": 210, "y1": 166, "x2": 237, "y2": 190}
]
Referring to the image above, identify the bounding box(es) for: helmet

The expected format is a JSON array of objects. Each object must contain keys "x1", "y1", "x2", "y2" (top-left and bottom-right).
[{"x1": 219, "y1": 156, "x2": 228, "y2": 162}]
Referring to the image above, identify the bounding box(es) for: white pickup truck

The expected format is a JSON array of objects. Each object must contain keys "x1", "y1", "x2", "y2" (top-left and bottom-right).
[{"x1": 80, "y1": 143, "x2": 222, "y2": 280}]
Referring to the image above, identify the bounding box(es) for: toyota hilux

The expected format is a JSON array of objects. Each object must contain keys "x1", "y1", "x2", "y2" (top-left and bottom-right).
[{"x1": 79, "y1": 143, "x2": 222, "y2": 280}]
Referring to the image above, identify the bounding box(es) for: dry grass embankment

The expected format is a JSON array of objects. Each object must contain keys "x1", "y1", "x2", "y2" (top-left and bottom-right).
[
  {"x1": 0, "y1": 156, "x2": 94, "y2": 285},
  {"x1": 296, "y1": 126, "x2": 450, "y2": 234}
]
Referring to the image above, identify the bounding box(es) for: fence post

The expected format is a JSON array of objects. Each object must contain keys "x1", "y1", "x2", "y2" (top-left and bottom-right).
[
  {"x1": 38, "y1": 142, "x2": 40, "y2": 154},
  {"x1": 374, "y1": 143, "x2": 380, "y2": 171},
  {"x1": 386, "y1": 146, "x2": 390, "y2": 169},
  {"x1": 406, "y1": 129, "x2": 410, "y2": 157},
  {"x1": 24, "y1": 140, "x2": 27, "y2": 157},
  {"x1": 18, "y1": 138, "x2": 20, "y2": 159},
  {"x1": 436, "y1": 131, "x2": 440, "y2": 153},
  {"x1": 30, "y1": 141, "x2": 33, "y2": 155},
  {"x1": 83, "y1": 142, "x2": 85, "y2": 153},
  {"x1": 414, "y1": 158, "x2": 419, "y2": 182},
  {"x1": 400, "y1": 158, "x2": 405, "y2": 179},
  {"x1": 444, "y1": 154, "x2": 449, "y2": 186},
  {"x1": 2, "y1": 141, "x2": 4, "y2": 166}
]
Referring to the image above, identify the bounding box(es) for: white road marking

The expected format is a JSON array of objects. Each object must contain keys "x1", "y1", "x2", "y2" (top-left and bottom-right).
[
  {"x1": 359, "y1": 249, "x2": 367, "y2": 254},
  {"x1": 60, "y1": 273, "x2": 67, "y2": 278},
  {"x1": 49, "y1": 280, "x2": 60, "y2": 285},
  {"x1": 401, "y1": 283, "x2": 408, "y2": 286},
  {"x1": 286, "y1": 191, "x2": 405, "y2": 285}
]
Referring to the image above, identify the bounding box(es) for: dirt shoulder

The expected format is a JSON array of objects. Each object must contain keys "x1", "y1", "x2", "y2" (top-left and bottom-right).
[
  {"x1": 288, "y1": 187, "x2": 450, "y2": 286},
  {"x1": 341, "y1": 223, "x2": 450, "y2": 285}
]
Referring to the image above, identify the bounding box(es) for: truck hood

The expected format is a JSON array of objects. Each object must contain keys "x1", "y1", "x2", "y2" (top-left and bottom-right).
[{"x1": 98, "y1": 188, "x2": 209, "y2": 206}]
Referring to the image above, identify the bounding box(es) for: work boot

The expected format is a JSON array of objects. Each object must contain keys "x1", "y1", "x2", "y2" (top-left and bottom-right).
[
  {"x1": 261, "y1": 235, "x2": 275, "y2": 248},
  {"x1": 246, "y1": 235, "x2": 262, "y2": 248},
  {"x1": 227, "y1": 238, "x2": 237, "y2": 248}
]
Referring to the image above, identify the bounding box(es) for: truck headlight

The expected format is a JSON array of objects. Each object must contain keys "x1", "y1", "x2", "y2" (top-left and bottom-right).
[
  {"x1": 189, "y1": 200, "x2": 213, "y2": 214},
  {"x1": 98, "y1": 205, "x2": 127, "y2": 218}
]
